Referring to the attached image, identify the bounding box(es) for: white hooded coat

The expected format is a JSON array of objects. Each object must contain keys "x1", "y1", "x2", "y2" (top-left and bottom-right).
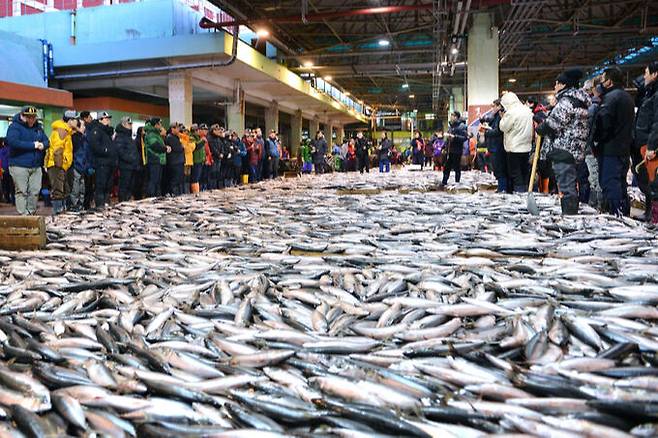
[{"x1": 499, "y1": 92, "x2": 533, "y2": 153}]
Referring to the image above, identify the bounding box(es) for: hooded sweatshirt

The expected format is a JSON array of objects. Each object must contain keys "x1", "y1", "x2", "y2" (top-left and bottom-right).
[
  {"x1": 499, "y1": 92, "x2": 533, "y2": 154},
  {"x1": 538, "y1": 87, "x2": 591, "y2": 162},
  {"x1": 45, "y1": 120, "x2": 73, "y2": 170}
]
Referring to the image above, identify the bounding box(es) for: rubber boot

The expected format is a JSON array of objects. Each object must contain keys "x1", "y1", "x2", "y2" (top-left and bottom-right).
[
  {"x1": 651, "y1": 201, "x2": 658, "y2": 224},
  {"x1": 191, "y1": 183, "x2": 200, "y2": 194},
  {"x1": 560, "y1": 197, "x2": 579, "y2": 215}
]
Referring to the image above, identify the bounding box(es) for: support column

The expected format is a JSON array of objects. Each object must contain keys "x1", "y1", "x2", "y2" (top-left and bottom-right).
[
  {"x1": 290, "y1": 109, "x2": 302, "y2": 158},
  {"x1": 227, "y1": 80, "x2": 245, "y2": 133},
  {"x1": 323, "y1": 121, "x2": 333, "y2": 145},
  {"x1": 168, "y1": 72, "x2": 192, "y2": 127},
  {"x1": 309, "y1": 116, "x2": 320, "y2": 138},
  {"x1": 337, "y1": 126, "x2": 345, "y2": 144},
  {"x1": 467, "y1": 12, "x2": 499, "y2": 124},
  {"x1": 265, "y1": 100, "x2": 279, "y2": 134}
]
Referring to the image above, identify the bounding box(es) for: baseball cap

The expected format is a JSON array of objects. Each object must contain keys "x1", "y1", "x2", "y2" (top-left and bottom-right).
[
  {"x1": 148, "y1": 117, "x2": 162, "y2": 126},
  {"x1": 63, "y1": 110, "x2": 79, "y2": 121},
  {"x1": 21, "y1": 106, "x2": 38, "y2": 116},
  {"x1": 99, "y1": 111, "x2": 112, "y2": 119},
  {"x1": 120, "y1": 116, "x2": 132, "y2": 124},
  {"x1": 199, "y1": 123, "x2": 209, "y2": 130},
  {"x1": 190, "y1": 123, "x2": 199, "y2": 131}
]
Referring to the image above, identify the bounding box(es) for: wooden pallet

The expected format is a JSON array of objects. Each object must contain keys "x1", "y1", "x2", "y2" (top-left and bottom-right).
[{"x1": 0, "y1": 216, "x2": 47, "y2": 251}]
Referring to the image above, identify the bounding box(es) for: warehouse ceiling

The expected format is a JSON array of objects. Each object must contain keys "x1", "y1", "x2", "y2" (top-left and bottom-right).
[{"x1": 209, "y1": 0, "x2": 658, "y2": 115}]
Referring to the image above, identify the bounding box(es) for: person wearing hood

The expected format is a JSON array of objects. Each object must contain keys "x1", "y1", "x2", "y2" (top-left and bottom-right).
[
  {"x1": 499, "y1": 92, "x2": 533, "y2": 193},
  {"x1": 144, "y1": 118, "x2": 169, "y2": 198},
  {"x1": 536, "y1": 69, "x2": 592, "y2": 215},
  {"x1": 89, "y1": 111, "x2": 116, "y2": 209},
  {"x1": 165, "y1": 123, "x2": 185, "y2": 196},
  {"x1": 633, "y1": 61, "x2": 658, "y2": 222},
  {"x1": 114, "y1": 116, "x2": 139, "y2": 203},
  {"x1": 46, "y1": 110, "x2": 77, "y2": 214},
  {"x1": 593, "y1": 67, "x2": 635, "y2": 216},
  {"x1": 5, "y1": 106, "x2": 49, "y2": 215},
  {"x1": 441, "y1": 112, "x2": 468, "y2": 186}
]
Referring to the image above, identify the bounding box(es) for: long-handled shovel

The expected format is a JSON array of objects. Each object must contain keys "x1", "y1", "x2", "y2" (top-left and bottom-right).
[{"x1": 527, "y1": 135, "x2": 542, "y2": 216}]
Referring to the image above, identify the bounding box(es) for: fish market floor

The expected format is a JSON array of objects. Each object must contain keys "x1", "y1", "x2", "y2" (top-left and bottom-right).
[{"x1": 1, "y1": 169, "x2": 657, "y2": 437}]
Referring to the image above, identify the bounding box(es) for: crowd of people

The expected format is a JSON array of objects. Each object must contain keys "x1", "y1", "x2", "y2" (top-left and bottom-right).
[
  {"x1": 0, "y1": 110, "x2": 287, "y2": 215},
  {"x1": 1, "y1": 61, "x2": 656, "y2": 221},
  {"x1": 473, "y1": 62, "x2": 657, "y2": 220}
]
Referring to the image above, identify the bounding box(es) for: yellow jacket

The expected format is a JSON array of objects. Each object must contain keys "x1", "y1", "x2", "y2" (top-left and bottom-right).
[
  {"x1": 45, "y1": 120, "x2": 73, "y2": 170},
  {"x1": 181, "y1": 132, "x2": 194, "y2": 166}
]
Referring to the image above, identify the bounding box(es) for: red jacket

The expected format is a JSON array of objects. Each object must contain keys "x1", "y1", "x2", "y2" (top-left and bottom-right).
[
  {"x1": 245, "y1": 137, "x2": 261, "y2": 166},
  {"x1": 201, "y1": 134, "x2": 213, "y2": 166}
]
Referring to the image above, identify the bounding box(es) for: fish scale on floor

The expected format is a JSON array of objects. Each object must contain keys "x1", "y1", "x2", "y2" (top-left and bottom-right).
[{"x1": 0, "y1": 169, "x2": 656, "y2": 437}]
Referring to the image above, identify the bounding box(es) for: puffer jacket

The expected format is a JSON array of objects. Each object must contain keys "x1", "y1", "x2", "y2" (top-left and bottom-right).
[
  {"x1": 115, "y1": 124, "x2": 140, "y2": 170},
  {"x1": 5, "y1": 113, "x2": 49, "y2": 168},
  {"x1": 45, "y1": 120, "x2": 73, "y2": 170},
  {"x1": 191, "y1": 133, "x2": 206, "y2": 165},
  {"x1": 499, "y1": 92, "x2": 533, "y2": 153},
  {"x1": 88, "y1": 120, "x2": 116, "y2": 167},
  {"x1": 635, "y1": 80, "x2": 658, "y2": 151},
  {"x1": 483, "y1": 111, "x2": 504, "y2": 153},
  {"x1": 166, "y1": 132, "x2": 185, "y2": 166},
  {"x1": 593, "y1": 86, "x2": 635, "y2": 157},
  {"x1": 447, "y1": 120, "x2": 468, "y2": 153},
  {"x1": 181, "y1": 132, "x2": 194, "y2": 166},
  {"x1": 72, "y1": 131, "x2": 91, "y2": 174},
  {"x1": 201, "y1": 134, "x2": 213, "y2": 166},
  {"x1": 537, "y1": 87, "x2": 591, "y2": 162},
  {"x1": 144, "y1": 123, "x2": 166, "y2": 165},
  {"x1": 208, "y1": 132, "x2": 223, "y2": 162}
]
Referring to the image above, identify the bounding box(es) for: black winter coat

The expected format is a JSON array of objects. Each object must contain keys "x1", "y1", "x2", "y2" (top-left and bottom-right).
[
  {"x1": 635, "y1": 81, "x2": 658, "y2": 151},
  {"x1": 594, "y1": 86, "x2": 635, "y2": 157},
  {"x1": 165, "y1": 133, "x2": 185, "y2": 166},
  {"x1": 208, "y1": 133, "x2": 223, "y2": 162},
  {"x1": 484, "y1": 111, "x2": 504, "y2": 152},
  {"x1": 312, "y1": 138, "x2": 328, "y2": 163},
  {"x1": 355, "y1": 137, "x2": 368, "y2": 157},
  {"x1": 447, "y1": 119, "x2": 468, "y2": 153},
  {"x1": 115, "y1": 124, "x2": 140, "y2": 170},
  {"x1": 88, "y1": 120, "x2": 116, "y2": 167}
]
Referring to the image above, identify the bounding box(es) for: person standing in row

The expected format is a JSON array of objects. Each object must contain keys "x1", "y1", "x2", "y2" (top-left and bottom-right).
[
  {"x1": 79, "y1": 111, "x2": 95, "y2": 210},
  {"x1": 355, "y1": 132, "x2": 369, "y2": 174},
  {"x1": 442, "y1": 112, "x2": 468, "y2": 186},
  {"x1": 537, "y1": 69, "x2": 591, "y2": 215},
  {"x1": 115, "y1": 116, "x2": 140, "y2": 203},
  {"x1": 312, "y1": 131, "x2": 328, "y2": 175},
  {"x1": 89, "y1": 112, "x2": 116, "y2": 209},
  {"x1": 145, "y1": 118, "x2": 169, "y2": 198},
  {"x1": 166, "y1": 123, "x2": 185, "y2": 196},
  {"x1": 190, "y1": 124, "x2": 206, "y2": 194},
  {"x1": 207, "y1": 125, "x2": 223, "y2": 189},
  {"x1": 584, "y1": 78, "x2": 604, "y2": 209},
  {"x1": 634, "y1": 61, "x2": 658, "y2": 221},
  {"x1": 199, "y1": 124, "x2": 212, "y2": 191},
  {"x1": 255, "y1": 128, "x2": 266, "y2": 181},
  {"x1": 593, "y1": 67, "x2": 635, "y2": 216},
  {"x1": 133, "y1": 126, "x2": 146, "y2": 200},
  {"x1": 266, "y1": 130, "x2": 281, "y2": 179},
  {"x1": 5, "y1": 106, "x2": 49, "y2": 215},
  {"x1": 46, "y1": 110, "x2": 77, "y2": 214},
  {"x1": 500, "y1": 92, "x2": 533, "y2": 193},
  {"x1": 70, "y1": 119, "x2": 91, "y2": 211},
  {"x1": 378, "y1": 131, "x2": 392, "y2": 173}
]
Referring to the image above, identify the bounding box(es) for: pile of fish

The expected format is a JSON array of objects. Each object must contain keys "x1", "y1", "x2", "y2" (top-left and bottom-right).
[{"x1": 0, "y1": 169, "x2": 658, "y2": 437}]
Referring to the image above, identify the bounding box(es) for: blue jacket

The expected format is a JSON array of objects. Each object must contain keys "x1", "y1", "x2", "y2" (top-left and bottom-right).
[
  {"x1": 0, "y1": 146, "x2": 9, "y2": 171},
  {"x1": 72, "y1": 131, "x2": 92, "y2": 174},
  {"x1": 266, "y1": 138, "x2": 280, "y2": 158},
  {"x1": 5, "y1": 113, "x2": 49, "y2": 168},
  {"x1": 233, "y1": 139, "x2": 246, "y2": 167}
]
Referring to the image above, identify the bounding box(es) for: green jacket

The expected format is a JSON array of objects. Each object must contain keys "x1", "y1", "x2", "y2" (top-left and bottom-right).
[
  {"x1": 191, "y1": 133, "x2": 206, "y2": 165},
  {"x1": 144, "y1": 123, "x2": 166, "y2": 165},
  {"x1": 301, "y1": 142, "x2": 312, "y2": 163}
]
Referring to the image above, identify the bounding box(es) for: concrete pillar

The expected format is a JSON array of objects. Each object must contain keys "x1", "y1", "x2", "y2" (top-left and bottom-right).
[
  {"x1": 265, "y1": 100, "x2": 279, "y2": 134},
  {"x1": 324, "y1": 121, "x2": 333, "y2": 145},
  {"x1": 467, "y1": 12, "x2": 499, "y2": 123},
  {"x1": 227, "y1": 80, "x2": 245, "y2": 133},
  {"x1": 168, "y1": 72, "x2": 192, "y2": 127},
  {"x1": 336, "y1": 125, "x2": 345, "y2": 144},
  {"x1": 290, "y1": 110, "x2": 302, "y2": 158},
  {"x1": 309, "y1": 116, "x2": 320, "y2": 138}
]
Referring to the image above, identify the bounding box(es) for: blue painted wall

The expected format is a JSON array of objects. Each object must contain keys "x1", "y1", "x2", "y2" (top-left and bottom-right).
[
  {"x1": 0, "y1": 0, "x2": 233, "y2": 67},
  {"x1": 0, "y1": 30, "x2": 45, "y2": 87}
]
